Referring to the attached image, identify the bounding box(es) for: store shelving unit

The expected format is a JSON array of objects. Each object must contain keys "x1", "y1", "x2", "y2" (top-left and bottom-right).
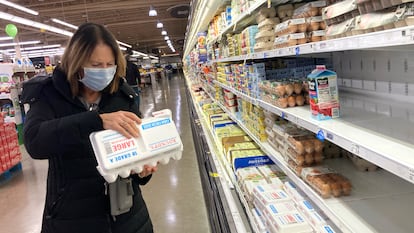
[
  {"x1": 186, "y1": 78, "x2": 252, "y2": 233},
  {"x1": 184, "y1": 1, "x2": 414, "y2": 232},
  {"x1": 201, "y1": 82, "x2": 414, "y2": 232}
]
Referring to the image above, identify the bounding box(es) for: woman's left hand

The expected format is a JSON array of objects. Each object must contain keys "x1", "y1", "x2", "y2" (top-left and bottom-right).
[{"x1": 137, "y1": 165, "x2": 158, "y2": 178}]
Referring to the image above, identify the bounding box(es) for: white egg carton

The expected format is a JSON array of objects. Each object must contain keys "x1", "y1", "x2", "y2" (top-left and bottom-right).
[{"x1": 90, "y1": 109, "x2": 183, "y2": 183}]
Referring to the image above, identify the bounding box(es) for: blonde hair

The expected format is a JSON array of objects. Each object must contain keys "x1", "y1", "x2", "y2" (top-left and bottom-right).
[{"x1": 60, "y1": 22, "x2": 126, "y2": 96}]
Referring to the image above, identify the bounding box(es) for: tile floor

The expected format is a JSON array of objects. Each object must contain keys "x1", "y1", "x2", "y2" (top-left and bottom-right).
[{"x1": 0, "y1": 72, "x2": 211, "y2": 233}]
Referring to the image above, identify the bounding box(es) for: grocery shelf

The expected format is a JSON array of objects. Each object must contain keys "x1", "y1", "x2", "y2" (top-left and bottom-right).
[
  {"x1": 207, "y1": 0, "x2": 267, "y2": 46},
  {"x1": 213, "y1": 25, "x2": 414, "y2": 63},
  {"x1": 214, "y1": 97, "x2": 414, "y2": 233},
  {"x1": 187, "y1": 81, "x2": 252, "y2": 233},
  {"x1": 213, "y1": 81, "x2": 414, "y2": 185}
]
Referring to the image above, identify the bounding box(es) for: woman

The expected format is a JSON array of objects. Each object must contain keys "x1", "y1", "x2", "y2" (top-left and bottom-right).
[{"x1": 22, "y1": 23, "x2": 156, "y2": 233}]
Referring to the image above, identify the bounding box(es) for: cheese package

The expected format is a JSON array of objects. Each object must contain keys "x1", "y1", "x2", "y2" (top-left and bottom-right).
[
  {"x1": 251, "y1": 208, "x2": 267, "y2": 232},
  {"x1": 263, "y1": 202, "x2": 298, "y2": 218},
  {"x1": 253, "y1": 187, "x2": 292, "y2": 210},
  {"x1": 89, "y1": 109, "x2": 183, "y2": 183}
]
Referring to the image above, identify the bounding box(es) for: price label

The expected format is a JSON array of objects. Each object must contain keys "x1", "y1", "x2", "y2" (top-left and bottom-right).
[
  {"x1": 316, "y1": 129, "x2": 325, "y2": 141},
  {"x1": 326, "y1": 131, "x2": 334, "y2": 140},
  {"x1": 319, "y1": 42, "x2": 327, "y2": 50},
  {"x1": 281, "y1": 112, "x2": 285, "y2": 119},
  {"x1": 295, "y1": 47, "x2": 300, "y2": 56}
]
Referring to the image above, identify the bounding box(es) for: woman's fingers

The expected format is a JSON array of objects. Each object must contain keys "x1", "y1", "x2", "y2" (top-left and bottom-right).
[{"x1": 100, "y1": 111, "x2": 141, "y2": 138}]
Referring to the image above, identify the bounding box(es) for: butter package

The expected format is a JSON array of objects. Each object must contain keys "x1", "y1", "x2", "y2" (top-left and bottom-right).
[
  {"x1": 266, "y1": 212, "x2": 313, "y2": 233},
  {"x1": 89, "y1": 109, "x2": 183, "y2": 183}
]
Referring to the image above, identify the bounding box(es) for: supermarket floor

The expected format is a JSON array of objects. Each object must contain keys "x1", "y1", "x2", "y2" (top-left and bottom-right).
[{"x1": 0, "y1": 72, "x2": 211, "y2": 233}]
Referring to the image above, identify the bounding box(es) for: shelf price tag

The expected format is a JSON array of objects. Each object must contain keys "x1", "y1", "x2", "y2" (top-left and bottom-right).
[
  {"x1": 295, "y1": 47, "x2": 300, "y2": 56},
  {"x1": 281, "y1": 112, "x2": 285, "y2": 119},
  {"x1": 350, "y1": 143, "x2": 360, "y2": 155},
  {"x1": 316, "y1": 129, "x2": 325, "y2": 142}
]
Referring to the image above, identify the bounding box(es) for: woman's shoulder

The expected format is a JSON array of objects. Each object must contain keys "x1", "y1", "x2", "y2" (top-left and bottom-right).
[{"x1": 21, "y1": 75, "x2": 53, "y2": 104}]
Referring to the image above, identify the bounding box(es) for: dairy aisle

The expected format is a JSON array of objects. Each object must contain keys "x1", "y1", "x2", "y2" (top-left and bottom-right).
[{"x1": 0, "y1": 74, "x2": 211, "y2": 233}]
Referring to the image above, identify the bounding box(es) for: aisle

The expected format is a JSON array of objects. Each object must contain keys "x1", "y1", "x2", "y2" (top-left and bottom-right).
[
  {"x1": 140, "y1": 72, "x2": 211, "y2": 233},
  {"x1": 0, "y1": 72, "x2": 211, "y2": 233}
]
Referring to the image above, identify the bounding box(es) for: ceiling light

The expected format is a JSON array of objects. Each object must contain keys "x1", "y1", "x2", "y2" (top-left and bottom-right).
[
  {"x1": 51, "y1": 18, "x2": 78, "y2": 30},
  {"x1": 149, "y1": 6, "x2": 157, "y2": 16},
  {"x1": 116, "y1": 40, "x2": 132, "y2": 48},
  {"x1": 0, "y1": 12, "x2": 73, "y2": 37},
  {"x1": 0, "y1": 37, "x2": 13, "y2": 41},
  {"x1": 161, "y1": 30, "x2": 167, "y2": 35},
  {"x1": 7, "y1": 44, "x2": 61, "y2": 51},
  {"x1": 0, "y1": 0, "x2": 39, "y2": 15},
  {"x1": 0, "y1": 40, "x2": 40, "y2": 47},
  {"x1": 156, "y1": 21, "x2": 163, "y2": 28},
  {"x1": 164, "y1": 36, "x2": 169, "y2": 40}
]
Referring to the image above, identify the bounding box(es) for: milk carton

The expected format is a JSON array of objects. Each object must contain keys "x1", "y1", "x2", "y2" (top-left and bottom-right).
[
  {"x1": 89, "y1": 109, "x2": 183, "y2": 183},
  {"x1": 307, "y1": 65, "x2": 340, "y2": 120}
]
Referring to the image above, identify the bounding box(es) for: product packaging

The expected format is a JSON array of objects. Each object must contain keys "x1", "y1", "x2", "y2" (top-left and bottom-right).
[{"x1": 89, "y1": 109, "x2": 183, "y2": 183}]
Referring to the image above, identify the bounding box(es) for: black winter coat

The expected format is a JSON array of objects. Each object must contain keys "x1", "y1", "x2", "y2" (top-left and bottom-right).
[{"x1": 22, "y1": 68, "x2": 153, "y2": 233}]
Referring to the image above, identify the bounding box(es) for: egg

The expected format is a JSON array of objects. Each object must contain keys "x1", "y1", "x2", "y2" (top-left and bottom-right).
[
  {"x1": 320, "y1": 22, "x2": 327, "y2": 30},
  {"x1": 288, "y1": 39, "x2": 297, "y2": 47},
  {"x1": 293, "y1": 82, "x2": 303, "y2": 94},
  {"x1": 288, "y1": 24, "x2": 298, "y2": 33},
  {"x1": 295, "y1": 95, "x2": 305, "y2": 106},
  {"x1": 296, "y1": 154, "x2": 305, "y2": 165},
  {"x1": 276, "y1": 85, "x2": 286, "y2": 96},
  {"x1": 330, "y1": 183, "x2": 342, "y2": 197},
  {"x1": 298, "y1": 24, "x2": 307, "y2": 32},
  {"x1": 313, "y1": 139, "x2": 324, "y2": 152},
  {"x1": 320, "y1": 183, "x2": 331, "y2": 198},
  {"x1": 304, "y1": 140, "x2": 314, "y2": 154},
  {"x1": 314, "y1": 152, "x2": 324, "y2": 163},
  {"x1": 294, "y1": 141, "x2": 305, "y2": 154},
  {"x1": 278, "y1": 97, "x2": 289, "y2": 108},
  {"x1": 288, "y1": 96, "x2": 296, "y2": 107},
  {"x1": 310, "y1": 7, "x2": 319, "y2": 17},
  {"x1": 298, "y1": 38, "x2": 308, "y2": 44},
  {"x1": 305, "y1": 153, "x2": 314, "y2": 165},
  {"x1": 341, "y1": 181, "x2": 352, "y2": 196},
  {"x1": 285, "y1": 84, "x2": 294, "y2": 95},
  {"x1": 310, "y1": 22, "x2": 320, "y2": 31},
  {"x1": 311, "y1": 36, "x2": 321, "y2": 42}
]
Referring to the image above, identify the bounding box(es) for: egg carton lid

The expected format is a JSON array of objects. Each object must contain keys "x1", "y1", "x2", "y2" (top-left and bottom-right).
[{"x1": 90, "y1": 109, "x2": 183, "y2": 183}]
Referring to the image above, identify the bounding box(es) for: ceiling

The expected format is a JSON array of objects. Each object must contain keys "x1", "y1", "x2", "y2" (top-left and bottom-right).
[{"x1": 0, "y1": 0, "x2": 191, "y2": 56}]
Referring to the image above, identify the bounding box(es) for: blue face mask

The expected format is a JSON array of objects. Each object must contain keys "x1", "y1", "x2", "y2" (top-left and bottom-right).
[{"x1": 80, "y1": 66, "x2": 117, "y2": 91}]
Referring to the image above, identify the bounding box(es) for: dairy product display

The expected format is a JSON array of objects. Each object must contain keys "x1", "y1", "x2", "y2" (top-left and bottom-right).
[{"x1": 89, "y1": 109, "x2": 183, "y2": 183}]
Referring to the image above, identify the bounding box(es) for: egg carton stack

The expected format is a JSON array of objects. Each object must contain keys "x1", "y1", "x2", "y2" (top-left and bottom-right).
[
  {"x1": 264, "y1": 110, "x2": 289, "y2": 151},
  {"x1": 323, "y1": 0, "x2": 360, "y2": 39},
  {"x1": 241, "y1": 25, "x2": 259, "y2": 55},
  {"x1": 353, "y1": 1, "x2": 414, "y2": 34},
  {"x1": 252, "y1": 181, "x2": 337, "y2": 233},
  {"x1": 254, "y1": 7, "x2": 279, "y2": 52},
  {"x1": 259, "y1": 79, "x2": 307, "y2": 108},
  {"x1": 274, "y1": 1, "x2": 327, "y2": 48}
]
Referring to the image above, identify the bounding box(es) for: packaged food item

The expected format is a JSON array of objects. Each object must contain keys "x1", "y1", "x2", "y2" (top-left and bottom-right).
[
  {"x1": 322, "y1": 0, "x2": 359, "y2": 26},
  {"x1": 301, "y1": 166, "x2": 352, "y2": 198},
  {"x1": 252, "y1": 208, "x2": 267, "y2": 232},
  {"x1": 293, "y1": 1, "x2": 327, "y2": 18},
  {"x1": 253, "y1": 187, "x2": 292, "y2": 210},
  {"x1": 307, "y1": 211, "x2": 328, "y2": 229},
  {"x1": 284, "y1": 181, "x2": 306, "y2": 202},
  {"x1": 89, "y1": 109, "x2": 183, "y2": 183},
  {"x1": 318, "y1": 225, "x2": 337, "y2": 233},
  {"x1": 244, "y1": 179, "x2": 269, "y2": 202},
  {"x1": 307, "y1": 65, "x2": 340, "y2": 120},
  {"x1": 266, "y1": 212, "x2": 314, "y2": 233},
  {"x1": 263, "y1": 202, "x2": 298, "y2": 218}
]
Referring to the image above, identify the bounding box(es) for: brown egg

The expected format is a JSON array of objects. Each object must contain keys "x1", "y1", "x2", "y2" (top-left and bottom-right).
[
  {"x1": 320, "y1": 22, "x2": 327, "y2": 30},
  {"x1": 294, "y1": 141, "x2": 305, "y2": 154},
  {"x1": 341, "y1": 181, "x2": 352, "y2": 195},
  {"x1": 310, "y1": 7, "x2": 319, "y2": 17},
  {"x1": 310, "y1": 22, "x2": 320, "y2": 31},
  {"x1": 305, "y1": 153, "x2": 314, "y2": 165},
  {"x1": 320, "y1": 184, "x2": 331, "y2": 198},
  {"x1": 311, "y1": 36, "x2": 321, "y2": 42},
  {"x1": 288, "y1": 39, "x2": 298, "y2": 47},
  {"x1": 298, "y1": 38, "x2": 308, "y2": 44},
  {"x1": 276, "y1": 85, "x2": 286, "y2": 96},
  {"x1": 288, "y1": 96, "x2": 296, "y2": 107},
  {"x1": 296, "y1": 154, "x2": 305, "y2": 166},
  {"x1": 298, "y1": 24, "x2": 307, "y2": 32},
  {"x1": 304, "y1": 140, "x2": 314, "y2": 154},
  {"x1": 305, "y1": 95, "x2": 310, "y2": 104},
  {"x1": 330, "y1": 183, "x2": 342, "y2": 197},
  {"x1": 296, "y1": 95, "x2": 305, "y2": 106},
  {"x1": 288, "y1": 24, "x2": 298, "y2": 33},
  {"x1": 285, "y1": 84, "x2": 294, "y2": 95},
  {"x1": 278, "y1": 97, "x2": 289, "y2": 108},
  {"x1": 293, "y1": 82, "x2": 303, "y2": 94},
  {"x1": 313, "y1": 139, "x2": 324, "y2": 152}
]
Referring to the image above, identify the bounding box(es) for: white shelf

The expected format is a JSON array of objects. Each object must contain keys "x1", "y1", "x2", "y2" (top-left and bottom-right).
[
  {"x1": 207, "y1": 0, "x2": 267, "y2": 47},
  {"x1": 213, "y1": 25, "x2": 414, "y2": 63},
  {"x1": 213, "y1": 96, "x2": 414, "y2": 233},
  {"x1": 214, "y1": 82, "x2": 414, "y2": 185}
]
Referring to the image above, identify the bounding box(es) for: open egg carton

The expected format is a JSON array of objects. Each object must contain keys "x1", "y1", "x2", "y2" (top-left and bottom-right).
[
  {"x1": 322, "y1": 0, "x2": 360, "y2": 27},
  {"x1": 89, "y1": 109, "x2": 183, "y2": 183},
  {"x1": 260, "y1": 79, "x2": 308, "y2": 109}
]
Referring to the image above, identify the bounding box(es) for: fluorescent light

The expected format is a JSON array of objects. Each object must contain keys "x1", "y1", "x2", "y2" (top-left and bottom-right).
[
  {"x1": 161, "y1": 30, "x2": 167, "y2": 35},
  {"x1": 0, "y1": 40, "x2": 40, "y2": 47},
  {"x1": 149, "y1": 6, "x2": 157, "y2": 16},
  {"x1": 149, "y1": 55, "x2": 158, "y2": 59},
  {"x1": 7, "y1": 44, "x2": 61, "y2": 52},
  {"x1": 143, "y1": 56, "x2": 150, "y2": 59},
  {"x1": 51, "y1": 18, "x2": 78, "y2": 30},
  {"x1": 164, "y1": 36, "x2": 169, "y2": 40},
  {"x1": 157, "y1": 21, "x2": 163, "y2": 28},
  {"x1": 116, "y1": 40, "x2": 132, "y2": 48},
  {"x1": 0, "y1": 12, "x2": 73, "y2": 37},
  {"x1": 119, "y1": 46, "x2": 127, "y2": 51},
  {"x1": 0, "y1": 37, "x2": 13, "y2": 41},
  {"x1": 0, "y1": 0, "x2": 39, "y2": 15}
]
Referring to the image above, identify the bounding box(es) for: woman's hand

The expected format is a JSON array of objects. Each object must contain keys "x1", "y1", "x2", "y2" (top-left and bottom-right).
[
  {"x1": 100, "y1": 111, "x2": 141, "y2": 138},
  {"x1": 132, "y1": 165, "x2": 157, "y2": 178}
]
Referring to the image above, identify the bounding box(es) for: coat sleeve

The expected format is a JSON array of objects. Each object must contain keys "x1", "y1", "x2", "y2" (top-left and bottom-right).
[{"x1": 22, "y1": 79, "x2": 104, "y2": 159}]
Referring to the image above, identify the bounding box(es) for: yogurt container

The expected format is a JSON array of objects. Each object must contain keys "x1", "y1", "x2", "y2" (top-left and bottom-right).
[{"x1": 89, "y1": 109, "x2": 183, "y2": 183}]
